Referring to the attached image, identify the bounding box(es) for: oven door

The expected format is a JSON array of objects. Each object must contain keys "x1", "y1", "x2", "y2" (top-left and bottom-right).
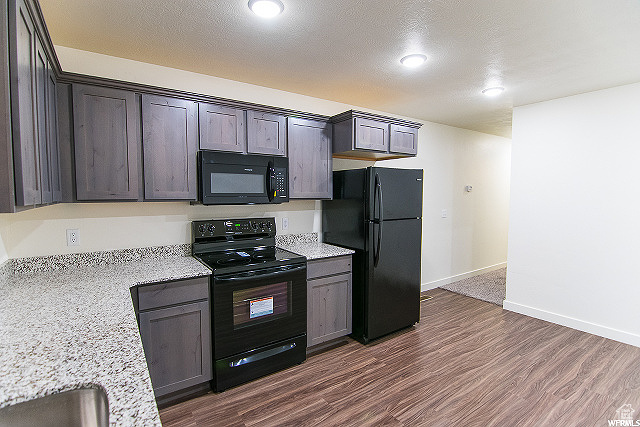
[{"x1": 212, "y1": 263, "x2": 307, "y2": 359}]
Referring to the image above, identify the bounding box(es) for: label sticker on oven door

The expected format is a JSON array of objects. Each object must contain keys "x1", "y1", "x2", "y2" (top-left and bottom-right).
[{"x1": 250, "y1": 296, "x2": 274, "y2": 319}]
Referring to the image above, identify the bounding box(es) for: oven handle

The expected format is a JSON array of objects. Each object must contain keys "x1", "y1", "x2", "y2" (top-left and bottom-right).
[
  {"x1": 214, "y1": 264, "x2": 306, "y2": 283},
  {"x1": 229, "y1": 342, "x2": 297, "y2": 368}
]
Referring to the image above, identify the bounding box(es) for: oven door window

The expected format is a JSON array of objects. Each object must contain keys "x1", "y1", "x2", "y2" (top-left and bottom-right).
[{"x1": 233, "y1": 281, "x2": 290, "y2": 328}]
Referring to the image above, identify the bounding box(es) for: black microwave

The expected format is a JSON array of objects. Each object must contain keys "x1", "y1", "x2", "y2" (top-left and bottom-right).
[{"x1": 198, "y1": 151, "x2": 289, "y2": 205}]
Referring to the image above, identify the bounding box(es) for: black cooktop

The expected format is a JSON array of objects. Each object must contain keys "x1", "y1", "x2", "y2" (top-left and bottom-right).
[
  {"x1": 192, "y1": 218, "x2": 307, "y2": 274},
  {"x1": 195, "y1": 247, "x2": 306, "y2": 275}
]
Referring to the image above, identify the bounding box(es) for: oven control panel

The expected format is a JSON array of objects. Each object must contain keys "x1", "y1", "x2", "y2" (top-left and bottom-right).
[{"x1": 193, "y1": 218, "x2": 276, "y2": 239}]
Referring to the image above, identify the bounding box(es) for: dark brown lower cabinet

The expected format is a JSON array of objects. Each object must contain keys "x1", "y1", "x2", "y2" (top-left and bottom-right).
[
  {"x1": 136, "y1": 277, "x2": 212, "y2": 398},
  {"x1": 307, "y1": 255, "x2": 352, "y2": 347}
]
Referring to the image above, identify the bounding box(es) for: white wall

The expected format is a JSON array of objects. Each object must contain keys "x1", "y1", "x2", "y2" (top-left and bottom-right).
[
  {"x1": 0, "y1": 201, "x2": 320, "y2": 258},
  {"x1": 0, "y1": 217, "x2": 8, "y2": 264},
  {"x1": 505, "y1": 82, "x2": 640, "y2": 347},
  {"x1": 0, "y1": 47, "x2": 511, "y2": 292},
  {"x1": 385, "y1": 124, "x2": 511, "y2": 288}
]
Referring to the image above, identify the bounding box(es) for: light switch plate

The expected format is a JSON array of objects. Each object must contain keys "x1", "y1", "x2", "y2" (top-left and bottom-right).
[{"x1": 282, "y1": 217, "x2": 289, "y2": 230}]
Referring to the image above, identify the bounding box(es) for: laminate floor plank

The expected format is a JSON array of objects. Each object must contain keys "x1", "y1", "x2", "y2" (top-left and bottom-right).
[{"x1": 159, "y1": 289, "x2": 640, "y2": 426}]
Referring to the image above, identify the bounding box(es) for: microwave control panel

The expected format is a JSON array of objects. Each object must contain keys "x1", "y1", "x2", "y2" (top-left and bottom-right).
[{"x1": 274, "y1": 167, "x2": 288, "y2": 199}]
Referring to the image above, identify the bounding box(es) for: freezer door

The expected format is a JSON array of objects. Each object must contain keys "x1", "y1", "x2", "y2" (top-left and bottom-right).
[
  {"x1": 367, "y1": 167, "x2": 423, "y2": 221},
  {"x1": 366, "y1": 218, "x2": 421, "y2": 341}
]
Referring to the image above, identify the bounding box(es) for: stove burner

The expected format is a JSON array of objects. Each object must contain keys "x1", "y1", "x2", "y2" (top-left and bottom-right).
[{"x1": 216, "y1": 256, "x2": 249, "y2": 265}]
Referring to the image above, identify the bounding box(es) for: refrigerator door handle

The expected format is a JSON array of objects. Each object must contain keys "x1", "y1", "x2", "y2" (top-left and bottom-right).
[{"x1": 374, "y1": 173, "x2": 383, "y2": 267}]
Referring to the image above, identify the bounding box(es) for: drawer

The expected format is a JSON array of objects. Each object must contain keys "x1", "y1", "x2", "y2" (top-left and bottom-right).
[
  {"x1": 138, "y1": 276, "x2": 209, "y2": 311},
  {"x1": 307, "y1": 255, "x2": 352, "y2": 280}
]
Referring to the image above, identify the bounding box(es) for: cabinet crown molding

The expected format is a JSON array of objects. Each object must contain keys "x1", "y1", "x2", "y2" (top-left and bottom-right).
[{"x1": 330, "y1": 110, "x2": 422, "y2": 129}]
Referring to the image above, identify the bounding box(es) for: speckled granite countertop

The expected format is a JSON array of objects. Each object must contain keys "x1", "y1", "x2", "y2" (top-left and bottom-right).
[
  {"x1": 0, "y1": 255, "x2": 211, "y2": 426},
  {"x1": 276, "y1": 233, "x2": 355, "y2": 260}
]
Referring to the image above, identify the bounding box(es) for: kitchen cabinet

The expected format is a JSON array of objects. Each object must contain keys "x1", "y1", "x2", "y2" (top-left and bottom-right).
[
  {"x1": 390, "y1": 124, "x2": 418, "y2": 155},
  {"x1": 47, "y1": 68, "x2": 62, "y2": 202},
  {"x1": 72, "y1": 84, "x2": 140, "y2": 200},
  {"x1": 34, "y1": 37, "x2": 51, "y2": 204},
  {"x1": 247, "y1": 110, "x2": 287, "y2": 156},
  {"x1": 287, "y1": 117, "x2": 332, "y2": 199},
  {"x1": 198, "y1": 102, "x2": 245, "y2": 153},
  {"x1": 9, "y1": 0, "x2": 41, "y2": 206},
  {"x1": 331, "y1": 110, "x2": 421, "y2": 160},
  {"x1": 0, "y1": 2, "x2": 12, "y2": 213},
  {"x1": 199, "y1": 104, "x2": 287, "y2": 156},
  {"x1": 307, "y1": 255, "x2": 352, "y2": 347},
  {"x1": 136, "y1": 276, "x2": 212, "y2": 398},
  {"x1": 142, "y1": 94, "x2": 197, "y2": 200},
  {"x1": 354, "y1": 117, "x2": 388, "y2": 152},
  {"x1": 7, "y1": 0, "x2": 61, "y2": 208}
]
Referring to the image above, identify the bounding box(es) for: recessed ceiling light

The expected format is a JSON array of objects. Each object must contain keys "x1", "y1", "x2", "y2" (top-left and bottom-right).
[
  {"x1": 248, "y1": 0, "x2": 284, "y2": 18},
  {"x1": 482, "y1": 87, "x2": 505, "y2": 97},
  {"x1": 400, "y1": 54, "x2": 427, "y2": 68}
]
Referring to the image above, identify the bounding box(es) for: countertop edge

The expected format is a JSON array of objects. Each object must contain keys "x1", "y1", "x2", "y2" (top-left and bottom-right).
[{"x1": 0, "y1": 255, "x2": 212, "y2": 426}]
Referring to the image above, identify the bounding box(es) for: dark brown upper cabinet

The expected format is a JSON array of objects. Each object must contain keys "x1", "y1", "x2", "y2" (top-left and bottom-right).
[
  {"x1": 247, "y1": 111, "x2": 286, "y2": 156},
  {"x1": 73, "y1": 84, "x2": 140, "y2": 200},
  {"x1": 331, "y1": 110, "x2": 421, "y2": 160},
  {"x1": 9, "y1": 0, "x2": 41, "y2": 206},
  {"x1": 47, "y1": 67, "x2": 62, "y2": 203},
  {"x1": 287, "y1": 117, "x2": 332, "y2": 199},
  {"x1": 354, "y1": 117, "x2": 389, "y2": 152},
  {"x1": 35, "y1": 36, "x2": 51, "y2": 204},
  {"x1": 142, "y1": 95, "x2": 197, "y2": 200},
  {"x1": 6, "y1": 0, "x2": 61, "y2": 211},
  {"x1": 198, "y1": 103, "x2": 245, "y2": 153},
  {"x1": 200, "y1": 106, "x2": 287, "y2": 157},
  {"x1": 390, "y1": 124, "x2": 418, "y2": 155}
]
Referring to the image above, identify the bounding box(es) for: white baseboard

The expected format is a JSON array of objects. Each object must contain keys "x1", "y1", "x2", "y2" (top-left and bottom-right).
[
  {"x1": 421, "y1": 262, "x2": 507, "y2": 292},
  {"x1": 503, "y1": 300, "x2": 640, "y2": 348}
]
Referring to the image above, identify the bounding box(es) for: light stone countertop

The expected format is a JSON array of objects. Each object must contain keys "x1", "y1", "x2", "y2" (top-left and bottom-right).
[
  {"x1": 276, "y1": 233, "x2": 355, "y2": 260},
  {"x1": 0, "y1": 256, "x2": 211, "y2": 426},
  {"x1": 278, "y1": 242, "x2": 355, "y2": 260}
]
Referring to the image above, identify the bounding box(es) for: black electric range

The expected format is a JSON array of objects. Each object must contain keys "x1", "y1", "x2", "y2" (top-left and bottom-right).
[{"x1": 192, "y1": 218, "x2": 307, "y2": 391}]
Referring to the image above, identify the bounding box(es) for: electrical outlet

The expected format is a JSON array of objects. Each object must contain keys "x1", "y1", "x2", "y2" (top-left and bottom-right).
[
  {"x1": 441, "y1": 209, "x2": 448, "y2": 219},
  {"x1": 282, "y1": 217, "x2": 289, "y2": 230},
  {"x1": 66, "y1": 229, "x2": 80, "y2": 246}
]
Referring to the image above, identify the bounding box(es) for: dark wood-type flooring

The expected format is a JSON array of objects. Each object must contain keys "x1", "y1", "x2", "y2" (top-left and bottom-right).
[{"x1": 159, "y1": 289, "x2": 640, "y2": 426}]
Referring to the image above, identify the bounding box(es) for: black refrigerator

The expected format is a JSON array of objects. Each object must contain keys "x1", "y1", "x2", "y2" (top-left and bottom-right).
[{"x1": 322, "y1": 167, "x2": 423, "y2": 343}]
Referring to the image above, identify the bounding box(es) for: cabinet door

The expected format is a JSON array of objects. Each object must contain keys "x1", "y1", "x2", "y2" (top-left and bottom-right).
[
  {"x1": 73, "y1": 84, "x2": 139, "y2": 200},
  {"x1": 247, "y1": 110, "x2": 286, "y2": 156},
  {"x1": 287, "y1": 117, "x2": 332, "y2": 199},
  {"x1": 139, "y1": 300, "x2": 212, "y2": 397},
  {"x1": 354, "y1": 117, "x2": 388, "y2": 152},
  {"x1": 307, "y1": 272, "x2": 352, "y2": 347},
  {"x1": 47, "y1": 67, "x2": 62, "y2": 202},
  {"x1": 35, "y1": 37, "x2": 51, "y2": 204},
  {"x1": 198, "y1": 103, "x2": 245, "y2": 153},
  {"x1": 142, "y1": 95, "x2": 197, "y2": 200},
  {"x1": 10, "y1": 0, "x2": 41, "y2": 206},
  {"x1": 390, "y1": 124, "x2": 418, "y2": 155}
]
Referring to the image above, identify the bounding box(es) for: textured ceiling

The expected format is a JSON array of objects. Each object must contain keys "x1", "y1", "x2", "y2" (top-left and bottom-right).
[{"x1": 39, "y1": 0, "x2": 640, "y2": 137}]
